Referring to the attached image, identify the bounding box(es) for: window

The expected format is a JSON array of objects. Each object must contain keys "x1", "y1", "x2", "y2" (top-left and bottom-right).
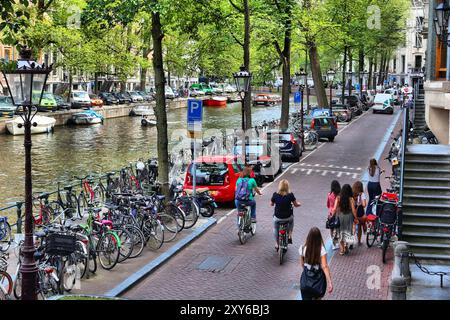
[
  {"x1": 4, "y1": 48, "x2": 11, "y2": 62},
  {"x1": 415, "y1": 56, "x2": 422, "y2": 69},
  {"x1": 401, "y1": 55, "x2": 406, "y2": 73}
]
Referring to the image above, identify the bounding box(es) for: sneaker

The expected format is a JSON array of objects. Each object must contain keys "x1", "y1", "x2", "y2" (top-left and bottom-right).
[
  {"x1": 349, "y1": 244, "x2": 354, "y2": 250},
  {"x1": 251, "y1": 218, "x2": 257, "y2": 223},
  {"x1": 288, "y1": 238, "x2": 292, "y2": 244}
]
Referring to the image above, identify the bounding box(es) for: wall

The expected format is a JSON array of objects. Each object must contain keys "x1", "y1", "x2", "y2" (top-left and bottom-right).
[{"x1": 424, "y1": 80, "x2": 450, "y2": 144}]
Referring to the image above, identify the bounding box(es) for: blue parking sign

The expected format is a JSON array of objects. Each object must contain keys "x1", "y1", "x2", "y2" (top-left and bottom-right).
[
  {"x1": 294, "y1": 91, "x2": 302, "y2": 104},
  {"x1": 187, "y1": 99, "x2": 203, "y2": 123}
]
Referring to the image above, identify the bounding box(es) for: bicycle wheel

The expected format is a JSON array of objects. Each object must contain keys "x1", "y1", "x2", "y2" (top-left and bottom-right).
[
  {"x1": 93, "y1": 186, "x2": 105, "y2": 205},
  {"x1": 145, "y1": 218, "x2": 164, "y2": 250},
  {"x1": 97, "y1": 233, "x2": 120, "y2": 270},
  {"x1": 62, "y1": 256, "x2": 77, "y2": 293},
  {"x1": 0, "y1": 221, "x2": 12, "y2": 252},
  {"x1": 158, "y1": 213, "x2": 178, "y2": 243},
  {"x1": 179, "y1": 198, "x2": 199, "y2": 229},
  {"x1": 77, "y1": 193, "x2": 88, "y2": 219},
  {"x1": 117, "y1": 228, "x2": 134, "y2": 263},
  {"x1": 200, "y1": 203, "x2": 215, "y2": 218},
  {"x1": 366, "y1": 222, "x2": 377, "y2": 248},
  {"x1": 13, "y1": 269, "x2": 22, "y2": 299},
  {"x1": 165, "y1": 203, "x2": 185, "y2": 232},
  {"x1": 74, "y1": 241, "x2": 88, "y2": 280},
  {"x1": 124, "y1": 225, "x2": 145, "y2": 259},
  {"x1": 279, "y1": 239, "x2": 285, "y2": 265},
  {"x1": 88, "y1": 248, "x2": 97, "y2": 275},
  {"x1": 0, "y1": 270, "x2": 13, "y2": 296},
  {"x1": 238, "y1": 227, "x2": 247, "y2": 245},
  {"x1": 381, "y1": 233, "x2": 389, "y2": 264}
]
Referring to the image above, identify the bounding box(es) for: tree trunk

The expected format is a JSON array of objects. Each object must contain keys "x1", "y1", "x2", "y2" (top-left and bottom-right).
[
  {"x1": 373, "y1": 54, "x2": 378, "y2": 89},
  {"x1": 341, "y1": 46, "x2": 347, "y2": 100},
  {"x1": 308, "y1": 41, "x2": 328, "y2": 107},
  {"x1": 140, "y1": 47, "x2": 151, "y2": 90},
  {"x1": 152, "y1": 10, "x2": 170, "y2": 199},
  {"x1": 348, "y1": 48, "x2": 352, "y2": 96},
  {"x1": 94, "y1": 72, "x2": 99, "y2": 94},
  {"x1": 279, "y1": 14, "x2": 292, "y2": 131},
  {"x1": 368, "y1": 57, "x2": 373, "y2": 90},
  {"x1": 243, "y1": 0, "x2": 252, "y2": 130},
  {"x1": 358, "y1": 47, "x2": 364, "y2": 92},
  {"x1": 68, "y1": 71, "x2": 72, "y2": 103}
]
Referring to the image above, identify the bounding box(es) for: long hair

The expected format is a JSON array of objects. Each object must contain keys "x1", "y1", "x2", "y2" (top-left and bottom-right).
[
  {"x1": 339, "y1": 184, "x2": 353, "y2": 213},
  {"x1": 330, "y1": 180, "x2": 341, "y2": 196},
  {"x1": 304, "y1": 227, "x2": 324, "y2": 266},
  {"x1": 240, "y1": 166, "x2": 252, "y2": 178},
  {"x1": 368, "y1": 159, "x2": 378, "y2": 177},
  {"x1": 352, "y1": 181, "x2": 364, "y2": 198},
  {"x1": 278, "y1": 179, "x2": 290, "y2": 196}
]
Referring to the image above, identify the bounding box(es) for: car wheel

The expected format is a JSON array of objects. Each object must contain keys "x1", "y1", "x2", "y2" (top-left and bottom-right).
[
  {"x1": 266, "y1": 175, "x2": 275, "y2": 182},
  {"x1": 293, "y1": 155, "x2": 300, "y2": 162},
  {"x1": 373, "y1": 109, "x2": 377, "y2": 114},
  {"x1": 328, "y1": 137, "x2": 335, "y2": 142}
]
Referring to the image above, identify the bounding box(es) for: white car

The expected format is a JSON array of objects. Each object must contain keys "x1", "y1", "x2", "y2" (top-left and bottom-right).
[
  {"x1": 128, "y1": 91, "x2": 144, "y2": 102},
  {"x1": 372, "y1": 93, "x2": 394, "y2": 114},
  {"x1": 70, "y1": 90, "x2": 91, "y2": 109},
  {"x1": 165, "y1": 86, "x2": 175, "y2": 99}
]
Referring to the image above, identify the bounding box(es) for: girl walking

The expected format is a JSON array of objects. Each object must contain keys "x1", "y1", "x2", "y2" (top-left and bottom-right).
[
  {"x1": 333, "y1": 184, "x2": 357, "y2": 255},
  {"x1": 352, "y1": 181, "x2": 367, "y2": 245},
  {"x1": 326, "y1": 180, "x2": 341, "y2": 250},
  {"x1": 366, "y1": 159, "x2": 384, "y2": 215}
]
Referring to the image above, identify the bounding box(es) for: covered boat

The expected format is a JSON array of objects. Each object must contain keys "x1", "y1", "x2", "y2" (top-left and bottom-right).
[
  {"x1": 203, "y1": 96, "x2": 227, "y2": 107},
  {"x1": 70, "y1": 109, "x2": 104, "y2": 125},
  {"x1": 141, "y1": 115, "x2": 157, "y2": 126},
  {"x1": 5, "y1": 115, "x2": 56, "y2": 135},
  {"x1": 129, "y1": 105, "x2": 154, "y2": 116}
]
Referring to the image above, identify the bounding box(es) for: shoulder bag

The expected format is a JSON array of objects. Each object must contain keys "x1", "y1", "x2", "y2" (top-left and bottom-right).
[{"x1": 326, "y1": 215, "x2": 340, "y2": 229}]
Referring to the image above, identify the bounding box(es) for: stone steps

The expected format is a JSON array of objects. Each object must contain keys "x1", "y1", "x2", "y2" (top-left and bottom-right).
[{"x1": 403, "y1": 212, "x2": 450, "y2": 224}]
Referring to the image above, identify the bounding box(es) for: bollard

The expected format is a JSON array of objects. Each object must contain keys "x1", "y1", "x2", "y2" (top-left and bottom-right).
[
  {"x1": 394, "y1": 241, "x2": 411, "y2": 286},
  {"x1": 390, "y1": 276, "x2": 407, "y2": 300},
  {"x1": 16, "y1": 201, "x2": 23, "y2": 234}
]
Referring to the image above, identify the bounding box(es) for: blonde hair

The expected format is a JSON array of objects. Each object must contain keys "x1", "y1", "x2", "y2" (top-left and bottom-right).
[{"x1": 278, "y1": 179, "x2": 290, "y2": 196}]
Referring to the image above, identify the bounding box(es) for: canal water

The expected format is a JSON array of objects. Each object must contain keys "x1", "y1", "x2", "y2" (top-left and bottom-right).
[{"x1": 0, "y1": 98, "x2": 317, "y2": 219}]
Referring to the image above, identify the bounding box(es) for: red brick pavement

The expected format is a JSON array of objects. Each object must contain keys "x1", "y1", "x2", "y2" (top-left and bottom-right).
[{"x1": 124, "y1": 108, "x2": 403, "y2": 300}]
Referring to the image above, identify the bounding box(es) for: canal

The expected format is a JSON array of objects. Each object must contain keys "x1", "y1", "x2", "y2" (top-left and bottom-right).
[{"x1": 0, "y1": 98, "x2": 316, "y2": 219}]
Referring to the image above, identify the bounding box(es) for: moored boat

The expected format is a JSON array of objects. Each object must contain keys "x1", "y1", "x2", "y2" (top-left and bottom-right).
[
  {"x1": 5, "y1": 115, "x2": 56, "y2": 135},
  {"x1": 70, "y1": 109, "x2": 104, "y2": 125},
  {"x1": 203, "y1": 96, "x2": 227, "y2": 107},
  {"x1": 141, "y1": 115, "x2": 157, "y2": 126},
  {"x1": 129, "y1": 105, "x2": 154, "y2": 116},
  {"x1": 252, "y1": 93, "x2": 279, "y2": 106}
]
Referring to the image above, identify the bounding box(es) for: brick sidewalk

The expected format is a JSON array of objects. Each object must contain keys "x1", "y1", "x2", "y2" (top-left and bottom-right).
[{"x1": 124, "y1": 108, "x2": 403, "y2": 300}]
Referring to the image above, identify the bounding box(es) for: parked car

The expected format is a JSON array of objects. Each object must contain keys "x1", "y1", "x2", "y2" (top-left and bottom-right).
[
  {"x1": 331, "y1": 104, "x2": 353, "y2": 122},
  {"x1": 70, "y1": 90, "x2": 92, "y2": 109},
  {"x1": 304, "y1": 115, "x2": 338, "y2": 142},
  {"x1": 232, "y1": 139, "x2": 282, "y2": 181},
  {"x1": 137, "y1": 91, "x2": 153, "y2": 101},
  {"x1": 36, "y1": 92, "x2": 58, "y2": 112},
  {"x1": 183, "y1": 155, "x2": 244, "y2": 203},
  {"x1": 53, "y1": 94, "x2": 71, "y2": 110},
  {"x1": 164, "y1": 86, "x2": 176, "y2": 99},
  {"x1": 264, "y1": 130, "x2": 302, "y2": 162},
  {"x1": 128, "y1": 91, "x2": 144, "y2": 102},
  {"x1": 89, "y1": 94, "x2": 104, "y2": 107},
  {"x1": 372, "y1": 93, "x2": 394, "y2": 114},
  {"x1": 98, "y1": 92, "x2": 119, "y2": 105},
  {"x1": 113, "y1": 92, "x2": 132, "y2": 104},
  {"x1": 0, "y1": 96, "x2": 16, "y2": 114}
]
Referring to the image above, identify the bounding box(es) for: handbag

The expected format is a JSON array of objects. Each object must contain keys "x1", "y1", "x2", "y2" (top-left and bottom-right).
[
  {"x1": 344, "y1": 233, "x2": 357, "y2": 246},
  {"x1": 300, "y1": 266, "x2": 327, "y2": 298},
  {"x1": 326, "y1": 215, "x2": 340, "y2": 229}
]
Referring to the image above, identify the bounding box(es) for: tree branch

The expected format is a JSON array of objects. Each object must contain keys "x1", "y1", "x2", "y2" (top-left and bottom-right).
[
  {"x1": 228, "y1": 0, "x2": 244, "y2": 13},
  {"x1": 231, "y1": 32, "x2": 244, "y2": 47}
]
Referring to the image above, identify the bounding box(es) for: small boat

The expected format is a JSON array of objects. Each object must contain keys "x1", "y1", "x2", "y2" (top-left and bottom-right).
[
  {"x1": 70, "y1": 109, "x2": 104, "y2": 125},
  {"x1": 5, "y1": 115, "x2": 56, "y2": 135},
  {"x1": 141, "y1": 115, "x2": 157, "y2": 126},
  {"x1": 203, "y1": 96, "x2": 227, "y2": 107},
  {"x1": 130, "y1": 105, "x2": 154, "y2": 116},
  {"x1": 252, "y1": 94, "x2": 279, "y2": 106}
]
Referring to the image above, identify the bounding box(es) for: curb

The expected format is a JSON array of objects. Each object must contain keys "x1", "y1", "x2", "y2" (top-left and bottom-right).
[{"x1": 104, "y1": 217, "x2": 217, "y2": 297}]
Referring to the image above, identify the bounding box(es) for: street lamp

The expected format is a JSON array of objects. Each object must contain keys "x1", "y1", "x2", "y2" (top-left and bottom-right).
[
  {"x1": 233, "y1": 65, "x2": 252, "y2": 131},
  {"x1": 298, "y1": 68, "x2": 307, "y2": 151},
  {"x1": 1, "y1": 47, "x2": 52, "y2": 300},
  {"x1": 434, "y1": 1, "x2": 450, "y2": 80},
  {"x1": 327, "y1": 69, "x2": 335, "y2": 112}
]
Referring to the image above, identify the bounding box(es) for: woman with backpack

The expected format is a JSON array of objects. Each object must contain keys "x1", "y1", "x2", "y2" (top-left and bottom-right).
[
  {"x1": 271, "y1": 179, "x2": 301, "y2": 251},
  {"x1": 235, "y1": 166, "x2": 262, "y2": 223},
  {"x1": 366, "y1": 159, "x2": 384, "y2": 215},
  {"x1": 299, "y1": 227, "x2": 333, "y2": 300},
  {"x1": 326, "y1": 180, "x2": 341, "y2": 250},
  {"x1": 332, "y1": 184, "x2": 357, "y2": 255},
  {"x1": 352, "y1": 181, "x2": 367, "y2": 246}
]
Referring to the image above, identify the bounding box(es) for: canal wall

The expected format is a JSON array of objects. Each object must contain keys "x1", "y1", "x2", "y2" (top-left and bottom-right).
[{"x1": 0, "y1": 98, "x2": 190, "y2": 134}]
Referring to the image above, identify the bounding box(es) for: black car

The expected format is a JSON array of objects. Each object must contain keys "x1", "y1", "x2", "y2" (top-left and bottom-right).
[
  {"x1": 265, "y1": 130, "x2": 302, "y2": 162},
  {"x1": 304, "y1": 115, "x2": 338, "y2": 142},
  {"x1": 99, "y1": 92, "x2": 119, "y2": 105},
  {"x1": 53, "y1": 94, "x2": 71, "y2": 110},
  {"x1": 113, "y1": 92, "x2": 132, "y2": 104}
]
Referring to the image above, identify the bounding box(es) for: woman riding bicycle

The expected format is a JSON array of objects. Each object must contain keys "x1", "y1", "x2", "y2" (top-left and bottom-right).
[
  {"x1": 235, "y1": 167, "x2": 262, "y2": 223},
  {"x1": 271, "y1": 179, "x2": 301, "y2": 251}
]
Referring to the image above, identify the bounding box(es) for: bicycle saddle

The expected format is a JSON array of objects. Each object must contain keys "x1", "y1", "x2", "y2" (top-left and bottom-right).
[
  {"x1": 101, "y1": 220, "x2": 113, "y2": 227},
  {"x1": 106, "y1": 172, "x2": 115, "y2": 176},
  {"x1": 63, "y1": 186, "x2": 73, "y2": 191},
  {"x1": 38, "y1": 192, "x2": 50, "y2": 199}
]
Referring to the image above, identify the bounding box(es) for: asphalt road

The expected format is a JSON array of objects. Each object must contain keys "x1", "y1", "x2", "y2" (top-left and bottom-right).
[{"x1": 124, "y1": 107, "x2": 403, "y2": 300}]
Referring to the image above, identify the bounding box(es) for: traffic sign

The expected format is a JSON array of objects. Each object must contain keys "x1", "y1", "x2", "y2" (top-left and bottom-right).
[
  {"x1": 294, "y1": 91, "x2": 302, "y2": 104},
  {"x1": 187, "y1": 99, "x2": 203, "y2": 123}
]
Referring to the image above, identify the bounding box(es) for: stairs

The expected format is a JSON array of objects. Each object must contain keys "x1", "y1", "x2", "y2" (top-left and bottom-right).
[
  {"x1": 401, "y1": 145, "x2": 450, "y2": 264},
  {"x1": 413, "y1": 85, "x2": 426, "y2": 133}
]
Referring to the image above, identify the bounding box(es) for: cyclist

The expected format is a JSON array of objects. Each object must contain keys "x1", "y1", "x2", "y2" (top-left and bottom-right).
[
  {"x1": 235, "y1": 166, "x2": 262, "y2": 223},
  {"x1": 271, "y1": 179, "x2": 301, "y2": 251}
]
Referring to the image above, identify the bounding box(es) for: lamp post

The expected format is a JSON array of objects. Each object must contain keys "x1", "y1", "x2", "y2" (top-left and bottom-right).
[
  {"x1": 434, "y1": 1, "x2": 450, "y2": 80},
  {"x1": 299, "y1": 68, "x2": 307, "y2": 152},
  {"x1": 1, "y1": 48, "x2": 52, "y2": 300},
  {"x1": 233, "y1": 65, "x2": 252, "y2": 131},
  {"x1": 327, "y1": 69, "x2": 335, "y2": 113}
]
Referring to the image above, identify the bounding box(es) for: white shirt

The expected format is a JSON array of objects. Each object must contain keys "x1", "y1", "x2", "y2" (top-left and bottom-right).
[
  {"x1": 299, "y1": 245, "x2": 326, "y2": 270},
  {"x1": 367, "y1": 167, "x2": 381, "y2": 183},
  {"x1": 356, "y1": 192, "x2": 367, "y2": 206}
]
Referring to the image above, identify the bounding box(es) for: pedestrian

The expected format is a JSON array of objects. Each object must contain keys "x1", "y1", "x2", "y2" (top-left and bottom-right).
[
  {"x1": 299, "y1": 227, "x2": 333, "y2": 300},
  {"x1": 352, "y1": 181, "x2": 367, "y2": 246},
  {"x1": 332, "y1": 184, "x2": 357, "y2": 255},
  {"x1": 326, "y1": 180, "x2": 341, "y2": 250},
  {"x1": 366, "y1": 159, "x2": 384, "y2": 215},
  {"x1": 271, "y1": 179, "x2": 301, "y2": 251}
]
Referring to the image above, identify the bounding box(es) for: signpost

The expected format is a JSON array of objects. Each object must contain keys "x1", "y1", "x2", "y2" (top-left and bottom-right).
[{"x1": 187, "y1": 99, "x2": 203, "y2": 196}]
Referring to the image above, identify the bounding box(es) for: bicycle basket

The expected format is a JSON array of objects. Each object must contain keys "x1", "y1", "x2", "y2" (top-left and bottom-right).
[
  {"x1": 45, "y1": 233, "x2": 76, "y2": 256},
  {"x1": 379, "y1": 202, "x2": 397, "y2": 225}
]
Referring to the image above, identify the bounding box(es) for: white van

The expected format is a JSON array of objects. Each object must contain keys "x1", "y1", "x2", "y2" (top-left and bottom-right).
[
  {"x1": 372, "y1": 93, "x2": 394, "y2": 114},
  {"x1": 70, "y1": 90, "x2": 91, "y2": 109}
]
